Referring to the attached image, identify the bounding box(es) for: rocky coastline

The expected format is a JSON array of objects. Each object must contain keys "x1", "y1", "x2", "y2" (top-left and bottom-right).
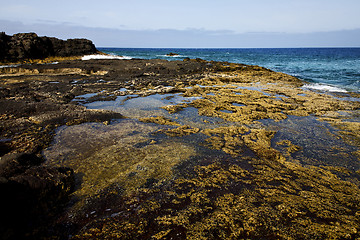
[
  {"x1": 0, "y1": 43, "x2": 244, "y2": 239},
  {"x1": 0, "y1": 33, "x2": 100, "y2": 239},
  {"x1": 1, "y1": 34, "x2": 360, "y2": 239}
]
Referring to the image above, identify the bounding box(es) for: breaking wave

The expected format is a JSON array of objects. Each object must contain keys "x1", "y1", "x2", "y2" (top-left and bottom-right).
[{"x1": 82, "y1": 54, "x2": 132, "y2": 60}]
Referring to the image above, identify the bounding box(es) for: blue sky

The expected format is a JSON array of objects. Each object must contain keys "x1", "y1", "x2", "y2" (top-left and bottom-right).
[{"x1": 1, "y1": 0, "x2": 360, "y2": 47}]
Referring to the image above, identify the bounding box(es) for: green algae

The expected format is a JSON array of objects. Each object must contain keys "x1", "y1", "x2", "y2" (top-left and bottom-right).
[
  {"x1": 74, "y1": 156, "x2": 360, "y2": 239},
  {"x1": 201, "y1": 126, "x2": 249, "y2": 155},
  {"x1": 276, "y1": 140, "x2": 302, "y2": 156},
  {"x1": 43, "y1": 119, "x2": 198, "y2": 218},
  {"x1": 139, "y1": 116, "x2": 182, "y2": 126},
  {"x1": 43, "y1": 62, "x2": 360, "y2": 239},
  {"x1": 159, "y1": 125, "x2": 201, "y2": 137},
  {"x1": 139, "y1": 116, "x2": 200, "y2": 137},
  {"x1": 169, "y1": 80, "x2": 360, "y2": 125}
]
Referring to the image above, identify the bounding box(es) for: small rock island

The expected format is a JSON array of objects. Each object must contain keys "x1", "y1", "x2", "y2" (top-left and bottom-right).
[{"x1": 166, "y1": 52, "x2": 179, "y2": 56}]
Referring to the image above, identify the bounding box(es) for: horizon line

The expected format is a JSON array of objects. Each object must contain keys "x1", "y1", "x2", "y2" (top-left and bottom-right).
[{"x1": 97, "y1": 46, "x2": 360, "y2": 49}]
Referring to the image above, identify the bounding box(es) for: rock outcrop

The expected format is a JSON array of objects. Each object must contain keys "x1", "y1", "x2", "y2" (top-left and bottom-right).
[
  {"x1": 166, "y1": 52, "x2": 179, "y2": 56},
  {"x1": 0, "y1": 32, "x2": 97, "y2": 62}
]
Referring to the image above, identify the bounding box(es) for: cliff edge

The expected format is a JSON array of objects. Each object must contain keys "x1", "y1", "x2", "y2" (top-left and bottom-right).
[{"x1": 0, "y1": 32, "x2": 97, "y2": 62}]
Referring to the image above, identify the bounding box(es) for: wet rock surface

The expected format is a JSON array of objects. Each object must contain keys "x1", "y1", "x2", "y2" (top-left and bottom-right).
[
  {"x1": 0, "y1": 58, "x2": 224, "y2": 155},
  {"x1": 0, "y1": 153, "x2": 74, "y2": 240},
  {"x1": 1, "y1": 57, "x2": 360, "y2": 239},
  {"x1": 0, "y1": 58, "x2": 232, "y2": 239}
]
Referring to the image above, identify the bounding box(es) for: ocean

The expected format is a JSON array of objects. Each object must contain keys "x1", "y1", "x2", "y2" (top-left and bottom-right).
[{"x1": 99, "y1": 48, "x2": 360, "y2": 93}]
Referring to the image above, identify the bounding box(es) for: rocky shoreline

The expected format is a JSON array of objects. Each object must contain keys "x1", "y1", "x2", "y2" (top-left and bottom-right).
[
  {"x1": 1, "y1": 35, "x2": 360, "y2": 239},
  {"x1": 0, "y1": 55, "x2": 248, "y2": 239}
]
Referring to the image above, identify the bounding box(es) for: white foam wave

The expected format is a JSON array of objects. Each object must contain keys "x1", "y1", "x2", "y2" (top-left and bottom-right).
[
  {"x1": 82, "y1": 54, "x2": 132, "y2": 60},
  {"x1": 0, "y1": 64, "x2": 20, "y2": 68},
  {"x1": 302, "y1": 83, "x2": 347, "y2": 93}
]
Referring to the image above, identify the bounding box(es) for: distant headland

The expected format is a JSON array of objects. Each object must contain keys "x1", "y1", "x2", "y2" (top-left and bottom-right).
[{"x1": 0, "y1": 32, "x2": 97, "y2": 63}]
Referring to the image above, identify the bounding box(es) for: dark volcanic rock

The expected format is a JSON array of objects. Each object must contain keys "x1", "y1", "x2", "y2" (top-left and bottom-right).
[
  {"x1": 166, "y1": 52, "x2": 179, "y2": 56},
  {"x1": 0, "y1": 32, "x2": 97, "y2": 62},
  {"x1": 0, "y1": 153, "x2": 75, "y2": 240},
  {"x1": 49, "y1": 37, "x2": 97, "y2": 57},
  {"x1": 0, "y1": 153, "x2": 43, "y2": 178}
]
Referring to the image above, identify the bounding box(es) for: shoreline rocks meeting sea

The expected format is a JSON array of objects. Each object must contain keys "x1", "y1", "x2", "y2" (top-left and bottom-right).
[{"x1": 1, "y1": 33, "x2": 360, "y2": 239}]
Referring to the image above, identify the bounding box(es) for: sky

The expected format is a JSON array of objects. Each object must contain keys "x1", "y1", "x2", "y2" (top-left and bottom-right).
[{"x1": 1, "y1": 0, "x2": 360, "y2": 47}]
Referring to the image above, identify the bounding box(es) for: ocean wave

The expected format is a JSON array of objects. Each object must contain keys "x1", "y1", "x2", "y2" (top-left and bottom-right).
[
  {"x1": 0, "y1": 64, "x2": 20, "y2": 68},
  {"x1": 302, "y1": 83, "x2": 348, "y2": 93},
  {"x1": 82, "y1": 54, "x2": 132, "y2": 60}
]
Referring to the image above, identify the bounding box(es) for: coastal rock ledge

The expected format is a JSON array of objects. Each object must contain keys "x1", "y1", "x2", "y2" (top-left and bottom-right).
[{"x1": 0, "y1": 32, "x2": 97, "y2": 62}]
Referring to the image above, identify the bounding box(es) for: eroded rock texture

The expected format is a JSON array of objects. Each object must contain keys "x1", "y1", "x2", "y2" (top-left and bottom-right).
[{"x1": 0, "y1": 32, "x2": 97, "y2": 62}]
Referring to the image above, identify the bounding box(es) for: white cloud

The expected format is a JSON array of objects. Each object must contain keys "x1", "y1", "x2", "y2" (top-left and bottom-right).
[{"x1": 1, "y1": 0, "x2": 360, "y2": 34}]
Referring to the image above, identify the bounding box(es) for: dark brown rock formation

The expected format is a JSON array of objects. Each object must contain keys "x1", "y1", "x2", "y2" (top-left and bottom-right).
[
  {"x1": 0, "y1": 32, "x2": 97, "y2": 62},
  {"x1": 0, "y1": 153, "x2": 75, "y2": 240},
  {"x1": 166, "y1": 52, "x2": 179, "y2": 56}
]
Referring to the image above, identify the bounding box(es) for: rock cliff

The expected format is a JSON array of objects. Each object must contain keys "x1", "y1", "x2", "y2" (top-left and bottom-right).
[{"x1": 0, "y1": 32, "x2": 97, "y2": 62}]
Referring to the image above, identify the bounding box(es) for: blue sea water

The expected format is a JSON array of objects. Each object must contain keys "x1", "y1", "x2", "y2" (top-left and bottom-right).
[{"x1": 98, "y1": 48, "x2": 360, "y2": 93}]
